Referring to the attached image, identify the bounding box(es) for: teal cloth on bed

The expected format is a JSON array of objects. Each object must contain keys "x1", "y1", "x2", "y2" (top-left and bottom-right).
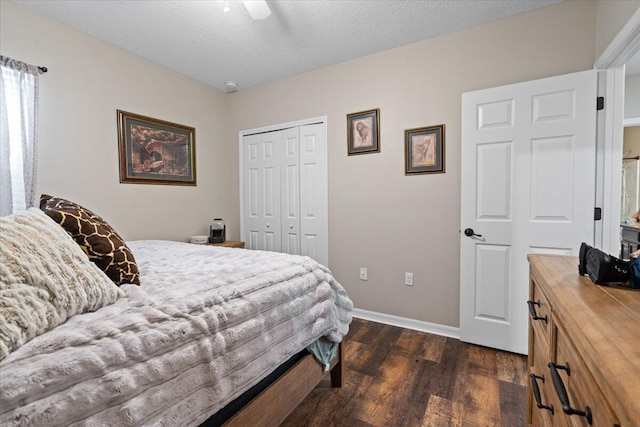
[{"x1": 306, "y1": 339, "x2": 339, "y2": 372}]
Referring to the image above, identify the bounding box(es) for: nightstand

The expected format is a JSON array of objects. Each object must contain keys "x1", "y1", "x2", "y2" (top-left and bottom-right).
[{"x1": 206, "y1": 240, "x2": 245, "y2": 248}]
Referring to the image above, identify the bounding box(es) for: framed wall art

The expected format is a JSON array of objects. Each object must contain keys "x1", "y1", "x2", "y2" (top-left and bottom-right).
[
  {"x1": 404, "y1": 124, "x2": 445, "y2": 175},
  {"x1": 117, "y1": 110, "x2": 196, "y2": 185},
  {"x1": 346, "y1": 108, "x2": 380, "y2": 155}
]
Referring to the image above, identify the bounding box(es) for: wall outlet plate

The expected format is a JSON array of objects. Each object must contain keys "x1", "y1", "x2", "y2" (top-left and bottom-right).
[
  {"x1": 360, "y1": 267, "x2": 368, "y2": 280},
  {"x1": 405, "y1": 272, "x2": 414, "y2": 286}
]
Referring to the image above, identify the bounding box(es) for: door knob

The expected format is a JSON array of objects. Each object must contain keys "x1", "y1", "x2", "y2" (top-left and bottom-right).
[
  {"x1": 289, "y1": 224, "x2": 294, "y2": 229},
  {"x1": 464, "y1": 228, "x2": 482, "y2": 237},
  {"x1": 266, "y1": 223, "x2": 271, "y2": 228}
]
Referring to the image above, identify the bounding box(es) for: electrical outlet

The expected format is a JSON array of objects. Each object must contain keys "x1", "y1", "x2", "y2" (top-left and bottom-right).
[
  {"x1": 405, "y1": 272, "x2": 414, "y2": 286},
  {"x1": 360, "y1": 267, "x2": 368, "y2": 281}
]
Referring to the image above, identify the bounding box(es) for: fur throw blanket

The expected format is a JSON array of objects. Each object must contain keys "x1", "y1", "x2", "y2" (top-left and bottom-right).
[{"x1": 0, "y1": 240, "x2": 352, "y2": 426}]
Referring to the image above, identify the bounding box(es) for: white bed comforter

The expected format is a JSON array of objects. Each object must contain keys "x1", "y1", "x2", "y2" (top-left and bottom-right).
[{"x1": 0, "y1": 240, "x2": 353, "y2": 426}]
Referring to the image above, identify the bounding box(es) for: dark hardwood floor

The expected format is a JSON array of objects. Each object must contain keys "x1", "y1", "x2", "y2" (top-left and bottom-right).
[{"x1": 281, "y1": 318, "x2": 528, "y2": 427}]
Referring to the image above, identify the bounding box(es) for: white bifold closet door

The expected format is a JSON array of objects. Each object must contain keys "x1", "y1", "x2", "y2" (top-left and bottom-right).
[{"x1": 242, "y1": 122, "x2": 327, "y2": 266}]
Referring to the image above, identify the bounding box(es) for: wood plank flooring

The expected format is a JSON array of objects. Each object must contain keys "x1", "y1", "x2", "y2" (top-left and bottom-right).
[{"x1": 281, "y1": 318, "x2": 527, "y2": 427}]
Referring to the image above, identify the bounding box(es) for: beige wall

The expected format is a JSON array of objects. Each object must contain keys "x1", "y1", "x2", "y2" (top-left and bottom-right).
[
  {"x1": 624, "y1": 126, "x2": 640, "y2": 157},
  {"x1": 595, "y1": 0, "x2": 640, "y2": 60},
  {"x1": 1, "y1": 1, "x2": 232, "y2": 242},
  {"x1": 228, "y1": 1, "x2": 597, "y2": 327},
  {"x1": 626, "y1": 73, "x2": 640, "y2": 119}
]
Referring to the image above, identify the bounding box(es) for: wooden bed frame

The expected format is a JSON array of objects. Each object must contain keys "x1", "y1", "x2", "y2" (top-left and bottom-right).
[{"x1": 224, "y1": 341, "x2": 344, "y2": 426}]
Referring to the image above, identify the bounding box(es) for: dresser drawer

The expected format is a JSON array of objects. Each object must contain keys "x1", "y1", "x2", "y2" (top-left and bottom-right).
[
  {"x1": 530, "y1": 342, "x2": 568, "y2": 426},
  {"x1": 528, "y1": 323, "x2": 549, "y2": 371},
  {"x1": 528, "y1": 278, "x2": 551, "y2": 347},
  {"x1": 553, "y1": 322, "x2": 619, "y2": 427},
  {"x1": 621, "y1": 226, "x2": 640, "y2": 244}
]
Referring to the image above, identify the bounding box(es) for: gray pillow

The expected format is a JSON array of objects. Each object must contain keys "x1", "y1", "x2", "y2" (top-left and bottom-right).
[{"x1": 0, "y1": 208, "x2": 122, "y2": 360}]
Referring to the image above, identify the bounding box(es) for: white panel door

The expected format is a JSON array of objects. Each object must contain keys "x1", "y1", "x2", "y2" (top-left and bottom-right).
[
  {"x1": 460, "y1": 70, "x2": 597, "y2": 354},
  {"x1": 280, "y1": 127, "x2": 301, "y2": 255},
  {"x1": 243, "y1": 131, "x2": 282, "y2": 252},
  {"x1": 299, "y1": 123, "x2": 328, "y2": 266}
]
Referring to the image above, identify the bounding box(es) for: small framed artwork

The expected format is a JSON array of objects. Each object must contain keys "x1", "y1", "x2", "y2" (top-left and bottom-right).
[
  {"x1": 117, "y1": 110, "x2": 196, "y2": 185},
  {"x1": 347, "y1": 108, "x2": 380, "y2": 155},
  {"x1": 404, "y1": 124, "x2": 445, "y2": 175}
]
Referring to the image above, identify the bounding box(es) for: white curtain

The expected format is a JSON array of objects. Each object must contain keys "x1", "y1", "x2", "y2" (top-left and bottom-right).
[{"x1": 0, "y1": 56, "x2": 40, "y2": 216}]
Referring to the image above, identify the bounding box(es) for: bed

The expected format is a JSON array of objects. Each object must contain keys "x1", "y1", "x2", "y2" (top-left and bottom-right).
[{"x1": 0, "y1": 200, "x2": 353, "y2": 426}]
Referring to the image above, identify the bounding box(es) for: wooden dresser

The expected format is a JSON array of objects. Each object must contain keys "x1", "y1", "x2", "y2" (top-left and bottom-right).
[
  {"x1": 206, "y1": 240, "x2": 245, "y2": 248},
  {"x1": 527, "y1": 255, "x2": 640, "y2": 426}
]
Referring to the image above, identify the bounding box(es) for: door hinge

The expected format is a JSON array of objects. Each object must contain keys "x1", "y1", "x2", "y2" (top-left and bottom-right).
[
  {"x1": 594, "y1": 207, "x2": 602, "y2": 221},
  {"x1": 597, "y1": 97, "x2": 605, "y2": 111}
]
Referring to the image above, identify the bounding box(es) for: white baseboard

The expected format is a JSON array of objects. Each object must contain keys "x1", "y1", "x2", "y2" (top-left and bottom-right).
[{"x1": 352, "y1": 308, "x2": 460, "y2": 339}]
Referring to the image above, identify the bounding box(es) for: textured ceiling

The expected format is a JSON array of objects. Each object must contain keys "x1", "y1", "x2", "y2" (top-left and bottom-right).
[{"x1": 12, "y1": 0, "x2": 563, "y2": 92}]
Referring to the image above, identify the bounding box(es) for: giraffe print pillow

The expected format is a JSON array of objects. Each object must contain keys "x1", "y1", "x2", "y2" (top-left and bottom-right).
[{"x1": 39, "y1": 195, "x2": 140, "y2": 286}]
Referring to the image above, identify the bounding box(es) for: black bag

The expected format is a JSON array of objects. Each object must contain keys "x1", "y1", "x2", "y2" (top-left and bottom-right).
[
  {"x1": 578, "y1": 242, "x2": 631, "y2": 285},
  {"x1": 578, "y1": 242, "x2": 592, "y2": 276}
]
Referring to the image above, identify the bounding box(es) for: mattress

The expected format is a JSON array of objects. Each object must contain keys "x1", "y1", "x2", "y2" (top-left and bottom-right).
[{"x1": 0, "y1": 240, "x2": 353, "y2": 426}]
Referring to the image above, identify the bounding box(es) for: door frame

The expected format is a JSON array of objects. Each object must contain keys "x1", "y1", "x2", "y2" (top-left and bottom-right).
[
  {"x1": 238, "y1": 116, "x2": 329, "y2": 263},
  {"x1": 595, "y1": 8, "x2": 640, "y2": 254}
]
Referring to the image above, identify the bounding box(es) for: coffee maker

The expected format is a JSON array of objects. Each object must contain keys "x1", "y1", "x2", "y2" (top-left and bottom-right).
[{"x1": 209, "y1": 218, "x2": 226, "y2": 243}]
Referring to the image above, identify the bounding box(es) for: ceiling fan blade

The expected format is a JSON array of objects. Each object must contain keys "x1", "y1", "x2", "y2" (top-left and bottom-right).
[{"x1": 242, "y1": 1, "x2": 271, "y2": 20}]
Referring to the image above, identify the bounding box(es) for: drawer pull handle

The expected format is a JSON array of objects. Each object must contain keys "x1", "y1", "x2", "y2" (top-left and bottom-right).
[
  {"x1": 527, "y1": 300, "x2": 548, "y2": 323},
  {"x1": 530, "y1": 374, "x2": 554, "y2": 414},
  {"x1": 548, "y1": 362, "x2": 593, "y2": 425}
]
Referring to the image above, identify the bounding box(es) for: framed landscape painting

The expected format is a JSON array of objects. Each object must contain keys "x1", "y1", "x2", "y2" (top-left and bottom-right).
[
  {"x1": 404, "y1": 124, "x2": 445, "y2": 175},
  {"x1": 117, "y1": 110, "x2": 196, "y2": 185}
]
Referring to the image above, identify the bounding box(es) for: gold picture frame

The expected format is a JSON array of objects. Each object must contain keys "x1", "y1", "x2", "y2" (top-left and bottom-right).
[
  {"x1": 404, "y1": 124, "x2": 445, "y2": 175},
  {"x1": 347, "y1": 108, "x2": 380, "y2": 155},
  {"x1": 117, "y1": 110, "x2": 196, "y2": 185}
]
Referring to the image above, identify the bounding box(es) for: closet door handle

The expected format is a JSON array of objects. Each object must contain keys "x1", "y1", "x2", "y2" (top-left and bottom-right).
[
  {"x1": 530, "y1": 374, "x2": 554, "y2": 413},
  {"x1": 527, "y1": 300, "x2": 548, "y2": 324},
  {"x1": 266, "y1": 223, "x2": 271, "y2": 228},
  {"x1": 548, "y1": 362, "x2": 593, "y2": 425},
  {"x1": 289, "y1": 224, "x2": 294, "y2": 229}
]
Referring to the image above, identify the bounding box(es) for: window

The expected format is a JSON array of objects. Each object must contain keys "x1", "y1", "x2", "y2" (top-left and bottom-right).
[{"x1": 0, "y1": 56, "x2": 40, "y2": 216}]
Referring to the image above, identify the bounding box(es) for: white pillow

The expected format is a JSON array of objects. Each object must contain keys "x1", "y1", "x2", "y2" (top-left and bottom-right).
[{"x1": 0, "y1": 208, "x2": 122, "y2": 360}]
